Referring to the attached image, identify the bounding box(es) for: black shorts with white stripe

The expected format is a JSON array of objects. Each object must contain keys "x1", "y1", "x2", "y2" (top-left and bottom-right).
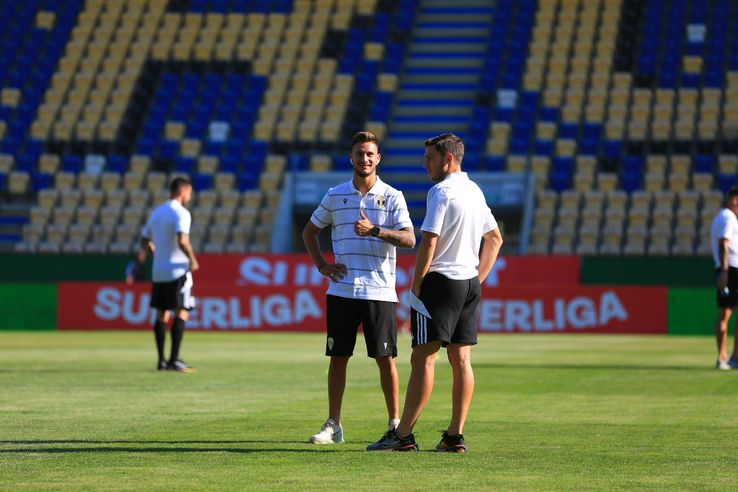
[
  {"x1": 411, "y1": 272, "x2": 480, "y2": 348},
  {"x1": 150, "y1": 272, "x2": 196, "y2": 311}
]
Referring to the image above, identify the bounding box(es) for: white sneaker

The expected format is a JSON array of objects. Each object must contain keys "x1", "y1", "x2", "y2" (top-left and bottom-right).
[
  {"x1": 716, "y1": 359, "x2": 730, "y2": 370},
  {"x1": 309, "y1": 419, "x2": 344, "y2": 444}
]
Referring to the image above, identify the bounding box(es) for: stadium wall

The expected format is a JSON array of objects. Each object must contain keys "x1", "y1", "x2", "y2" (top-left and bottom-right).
[
  {"x1": 0, "y1": 283, "x2": 56, "y2": 330},
  {"x1": 668, "y1": 288, "x2": 725, "y2": 336},
  {"x1": 581, "y1": 257, "x2": 715, "y2": 287},
  {"x1": 0, "y1": 255, "x2": 720, "y2": 334},
  {"x1": 0, "y1": 254, "x2": 136, "y2": 282}
]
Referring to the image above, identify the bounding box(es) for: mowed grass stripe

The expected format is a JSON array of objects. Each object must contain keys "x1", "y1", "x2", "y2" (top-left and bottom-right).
[{"x1": 0, "y1": 332, "x2": 736, "y2": 491}]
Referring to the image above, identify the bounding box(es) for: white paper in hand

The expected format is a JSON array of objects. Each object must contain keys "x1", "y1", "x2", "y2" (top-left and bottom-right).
[{"x1": 409, "y1": 291, "x2": 432, "y2": 319}]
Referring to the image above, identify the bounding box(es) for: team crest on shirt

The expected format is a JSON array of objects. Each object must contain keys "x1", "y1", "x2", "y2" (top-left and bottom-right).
[{"x1": 375, "y1": 195, "x2": 386, "y2": 208}]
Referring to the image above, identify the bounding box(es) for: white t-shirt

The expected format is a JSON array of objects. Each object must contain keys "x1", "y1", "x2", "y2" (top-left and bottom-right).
[
  {"x1": 310, "y1": 177, "x2": 413, "y2": 302},
  {"x1": 711, "y1": 208, "x2": 738, "y2": 268},
  {"x1": 421, "y1": 172, "x2": 498, "y2": 280},
  {"x1": 141, "y1": 199, "x2": 192, "y2": 282}
]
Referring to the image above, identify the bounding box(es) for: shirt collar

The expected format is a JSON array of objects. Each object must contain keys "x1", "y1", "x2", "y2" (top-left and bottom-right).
[{"x1": 349, "y1": 176, "x2": 388, "y2": 195}]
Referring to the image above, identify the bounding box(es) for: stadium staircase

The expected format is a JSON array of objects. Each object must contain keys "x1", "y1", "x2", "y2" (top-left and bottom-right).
[{"x1": 381, "y1": 0, "x2": 495, "y2": 222}]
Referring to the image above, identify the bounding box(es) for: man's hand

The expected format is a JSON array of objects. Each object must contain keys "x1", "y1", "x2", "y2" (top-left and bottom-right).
[
  {"x1": 717, "y1": 269, "x2": 729, "y2": 291},
  {"x1": 190, "y1": 258, "x2": 200, "y2": 272},
  {"x1": 318, "y1": 262, "x2": 348, "y2": 282},
  {"x1": 354, "y1": 210, "x2": 374, "y2": 236}
]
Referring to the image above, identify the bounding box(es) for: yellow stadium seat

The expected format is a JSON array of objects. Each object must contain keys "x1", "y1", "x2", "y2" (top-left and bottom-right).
[
  {"x1": 37, "y1": 188, "x2": 58, "y2": 210},
  {"x1": 601, "y1": 190, "x2": 624, "y2": 213},
  {"x1": 627, "y1": 204, "x2": 650, "y2": 230},
  {"x1": 691, "y1": 172, "x2": 713, "y2": 192},
  {"x1": 597, "y1": 172, "x2": 618, "y2": 192},
  {"x1": 559, "y1": 189, "x2": 581, "y2": 211},
  {"x1": 54, "y1": 171, "x2": 76, "y2": 191},
  {"x1": 573, "y1": 172, "x2": 594, "y2": 192},
  {"x1": 127, "y1": 189, "x2": 150, "y2": 208}
]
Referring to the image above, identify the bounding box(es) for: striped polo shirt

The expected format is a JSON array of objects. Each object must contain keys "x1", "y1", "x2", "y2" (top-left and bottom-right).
[{"x1": 310, "y1": 177, "x2": 413, "y2": 302}]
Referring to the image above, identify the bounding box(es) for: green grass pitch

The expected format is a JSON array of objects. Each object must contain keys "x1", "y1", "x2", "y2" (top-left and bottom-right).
[{"x1": 1, "y1": 331, "x2": 737, "y2": 490}]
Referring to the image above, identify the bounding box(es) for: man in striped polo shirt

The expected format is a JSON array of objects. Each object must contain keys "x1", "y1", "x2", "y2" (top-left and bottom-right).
[{"x1": 302, "y1": 131, "x2": 416, "y2": 445}]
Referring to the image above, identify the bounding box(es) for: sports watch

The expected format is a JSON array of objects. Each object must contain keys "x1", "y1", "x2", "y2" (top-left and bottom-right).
[{"x1": 371, "y1": 226, "x2": 380, "y2": 237}]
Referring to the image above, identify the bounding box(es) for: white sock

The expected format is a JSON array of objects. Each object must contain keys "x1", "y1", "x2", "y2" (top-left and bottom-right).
[{"x1": 388, "y1": 419, "x2": 400, "y2": 431}]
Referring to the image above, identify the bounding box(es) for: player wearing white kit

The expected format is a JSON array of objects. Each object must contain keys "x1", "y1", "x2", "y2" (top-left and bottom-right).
[
  {"x1": 710, "y1": 186, "x2": 738, "y2": 370},
  {"x1": 135, "y1": 177, "x2": 199, "y2": 373},
  {"x1": 368, "y1": 133, "x2": 503, "y2": 452}
]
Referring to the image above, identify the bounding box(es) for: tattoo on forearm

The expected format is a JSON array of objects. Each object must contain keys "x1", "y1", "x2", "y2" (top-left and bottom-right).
[{"x1": 381, "y1": 229, "x2": 415, "y2": 248}]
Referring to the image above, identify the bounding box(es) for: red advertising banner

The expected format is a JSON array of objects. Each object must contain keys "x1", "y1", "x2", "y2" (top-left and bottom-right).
[
  {"x1": 57, "y1": 282, "x2": 666, "y2": 334},
  {"x1": 195, "y1": 254, "x2": 581, "y2": 288},
  {"x1": 57, "y1": 283, "x2": 328, "y2": 331},
  {"x1": 477, "y1": 286, "x2": 667, "y2": 334}
]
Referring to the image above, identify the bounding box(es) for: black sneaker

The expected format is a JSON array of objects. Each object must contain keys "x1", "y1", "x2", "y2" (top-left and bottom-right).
[
  {"x1": 167, "y1": 359, "x2": 196, "y2": 373},
  {"x1": 435, "y1": 431, "x2": 467, "y2": 453},
  {"x1": 366, "y1": 429, "x2": 418, "y2": 451},
  {"x1": 157, "y1": 360, "x2": 167, "y2": 371}
]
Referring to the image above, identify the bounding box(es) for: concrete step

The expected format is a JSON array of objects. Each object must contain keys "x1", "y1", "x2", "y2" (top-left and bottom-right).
[
  {"x1": 394, "y1": 105, "x2": 474, "y2": 117},
  {"x1": 420, "y1": 7, "x2": 495, "y2": 15},
  {"x1": 396, "y1": 89, "x2": 476, "y2": 100},
  {"x1": 390, "y1": 121, "x2": 469, "y2": 133},
  {"x1": 413, "y1": 27, "x2": 491, "y2": 38},
  {"x1": 402, "y1": 73, "x2": 479, "y2": 84},
  {"x1": 417, "y1": 13, "x2": 494, "y2": 24},
  {"x1": 410, "y1": 43, "x2": 486, "y2": 54},
  {"x1": 421, "y1": 0, "x2": 496, "y2": 6},
  {"x1": 405, "y1": 57, "x2": 484, "y2": 68},
  {"x1": 385, "y1": 137, "x2": 429, "y2": 149},
  {"x1": 381, "y1": 159, "x2": 424, "y2": 170},
  {"x1": 400, "y1": 82, "x2": 477, "y2": 90},
  {"x1": 377, "y1": 170, "x2": 428, "y2": 183}
]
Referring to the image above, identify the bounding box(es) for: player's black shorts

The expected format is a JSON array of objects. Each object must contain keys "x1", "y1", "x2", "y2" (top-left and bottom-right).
[
  {"x1": 411, "y1": 271, "x2": 480, "y2": 348},
  {"x1": 150, "y1": 272, "x2": 196, "y2": 311},
  {"x1": 716, "y1": 267, "x2": 738, "y2": 308},
  {"x1": 325, "y1": 295, "x2": 397, "y2": 358}
]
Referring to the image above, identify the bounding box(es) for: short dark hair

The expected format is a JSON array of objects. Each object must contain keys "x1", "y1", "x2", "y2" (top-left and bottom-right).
[
  {"x1": 425, "y1": 133, "x2": 464, "y2": 165},
  {"x1": 727, "y1": 186, "x2": 738, "y2": 200},
  {"x1": 351, "y1": 131, "x2": 379, "y2": 149},
  {"x1": 170, "y1": 177, "x2": 192, "y2": 196}
]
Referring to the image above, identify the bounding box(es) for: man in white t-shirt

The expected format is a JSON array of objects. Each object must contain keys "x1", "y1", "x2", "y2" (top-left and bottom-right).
[
  {"x1": 135, "y1": 177, "x2": 199, "y2": 373},
  {"x1": 710, "y1": 186, "x2": 738, "y2": 370},
  {"x1": 368, "y1": 133, "x2": 503, "y2": 452},
  {"x1": 302, "y1": 131, "x2": 415, "y2": 445}
]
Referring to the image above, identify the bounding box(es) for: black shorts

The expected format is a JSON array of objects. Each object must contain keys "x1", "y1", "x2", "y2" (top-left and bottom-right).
[
  {"x1": 716, "y1": 267, "x2": 738, "y2": 308},
  {"x1": 325, "y1": 295, "x2": 397, "y2": 358},
  {"x1": 411, "y1": 272, "x2": 480, "y2": 348},
  {"x1": 150, "y1": 272, "x2": 196, "y2": 311}
]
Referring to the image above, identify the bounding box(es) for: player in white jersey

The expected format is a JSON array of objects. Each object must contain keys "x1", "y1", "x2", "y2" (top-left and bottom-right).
[
  {"x1": 368, "y1": 133, "x2": 503, "y2": 452},
  {"x1": 710, "y1": 186, "x2": 738, "y2": 370},
  {"x1": 134, "y1": 177, "x2": 199, "y2": 373},
  {"x1": 302, "y1": 131, "x2": 416, "y2": 445}
]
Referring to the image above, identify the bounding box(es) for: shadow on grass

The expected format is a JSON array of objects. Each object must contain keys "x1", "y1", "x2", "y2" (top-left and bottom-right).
[
  {"x1": 1, "y1": 440, "x2": 294, "y2": 445},
  {"x1": 0, "y1": 439, "x2": 360, "y2": 453},
  {"x1": 473, "y1": 363, "x2": 715, "y2": 372}
]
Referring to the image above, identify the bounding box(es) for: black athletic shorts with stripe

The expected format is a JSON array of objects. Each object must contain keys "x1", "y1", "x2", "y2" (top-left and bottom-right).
[
  {"x1": 411, "y1": 271, "x2": 481, "y2": 348},
  {"x1": 325, "y1": 294, "x2": 397, "y2": 358},
  {"x1": 150, "y1": 272, "x2": 196, "y2": 311}
]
